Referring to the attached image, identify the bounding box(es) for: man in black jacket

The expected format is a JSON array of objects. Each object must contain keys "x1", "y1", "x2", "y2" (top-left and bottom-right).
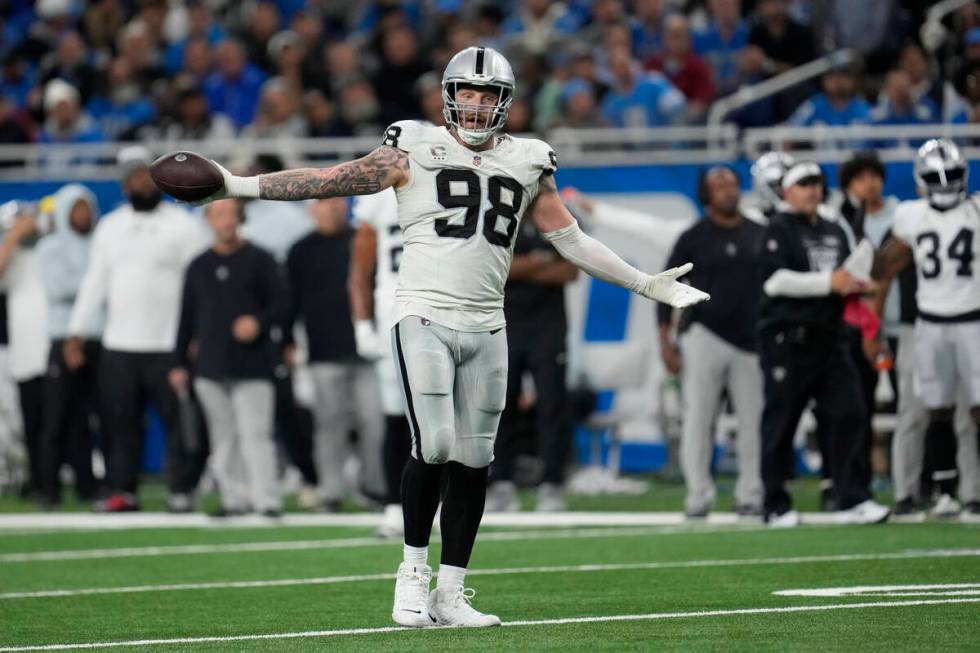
[
  {"x1": 658, "y1": 167, "x2": 765, "y2": 519},
  {"x1": 758, "y1": 162, "x2": 890, "y2": 526},
  {"x1": 171, "y1": 198, "x2": 287, "y2": 517},
  {"x1": 287, "y1": 198, "x2": 384, "y2": 511}
]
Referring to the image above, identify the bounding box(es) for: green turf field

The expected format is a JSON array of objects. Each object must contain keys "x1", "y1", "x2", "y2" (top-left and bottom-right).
[{"x1": 1, "y1": 512, "x2": 978, "y2": 652}]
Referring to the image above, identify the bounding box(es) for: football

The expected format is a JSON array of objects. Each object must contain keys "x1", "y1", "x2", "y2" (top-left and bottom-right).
[{"x1": 149, "y1": 151, "x2": 224, "y2": 202}]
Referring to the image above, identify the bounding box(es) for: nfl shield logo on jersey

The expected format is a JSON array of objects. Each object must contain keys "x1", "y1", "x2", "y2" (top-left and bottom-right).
[{"x1": 473, "y1": 155, "x2": 482, "y2": 166}]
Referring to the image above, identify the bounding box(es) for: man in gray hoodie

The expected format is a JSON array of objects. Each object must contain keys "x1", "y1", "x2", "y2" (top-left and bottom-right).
[{"x1": 36, "y1": 184, "x2": 102, "y2": 507}]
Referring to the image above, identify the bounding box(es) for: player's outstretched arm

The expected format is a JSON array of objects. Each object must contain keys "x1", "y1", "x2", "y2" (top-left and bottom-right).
[
  {"x1": 210, "y1": 146, "x2": 410, "y2": 202},
  {"x1": 531, "y1": 177, "x2": 710, "y2": 309},
  {"x1": 869, "y1": 236, "x2": 913, "y2": 315}
]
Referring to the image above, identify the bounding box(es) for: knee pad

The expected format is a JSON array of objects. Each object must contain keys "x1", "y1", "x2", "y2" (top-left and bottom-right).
[
  {"x1": 452, "y1": 434, "x2": 495, "y2": 468},
  {"x1": 421, "y1": 425, "x2": 454, "y2": 464}
]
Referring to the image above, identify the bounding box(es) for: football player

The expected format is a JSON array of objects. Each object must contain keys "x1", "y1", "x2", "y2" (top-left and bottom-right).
[
  {"x1": 348, "y1": 187, "x2": 411, "y2": 538},
  {"x1": 872, "y1": 139, "x2": 980, "y2": 520},
  {"x1": 178, "y1": 47, "x2": 709, "y2": 628},
  {"x1": 742, "y1": 151, "x2": 796, "y2": 223}
]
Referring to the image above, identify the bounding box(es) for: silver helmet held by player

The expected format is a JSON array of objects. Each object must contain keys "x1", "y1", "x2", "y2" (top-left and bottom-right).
[
  {"x1": 914, "y1": 138, "x2": 968, "y2": 210},
  {"x1": 751, "y1": 151, "x2": 796, "y2": 213},
  {"x1": 442, "y1": 46, "x2": 515, "y2": 146}
]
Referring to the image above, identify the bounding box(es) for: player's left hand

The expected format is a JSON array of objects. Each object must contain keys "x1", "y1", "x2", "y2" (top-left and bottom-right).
[{"x1": 640, "y1": 263, "x2": 710, "y2": 309}]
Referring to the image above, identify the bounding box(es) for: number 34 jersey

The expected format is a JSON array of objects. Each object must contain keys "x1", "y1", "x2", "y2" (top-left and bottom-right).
[
  {"x1": 383, "y1": 120, "x2": 557, "y2": 332},
  {"x1": 892, "y1": 196, "x2": 980, "y2": 319}
]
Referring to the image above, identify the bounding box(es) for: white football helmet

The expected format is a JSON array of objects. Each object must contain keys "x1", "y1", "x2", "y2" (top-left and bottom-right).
[
  {"x1": 442, "y1": 46, "x2": 515, "y2": 146},
  {"x1": 751, "y1": 151, "x2": 796, "y2": 213},
  {"x1": 914, "y1": 138, "x2": 968, "y2": 210}
]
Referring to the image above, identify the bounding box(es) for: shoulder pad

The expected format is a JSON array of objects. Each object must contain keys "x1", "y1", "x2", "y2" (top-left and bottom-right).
[
  {"x1": 381, "y1": 120, "x2": 429, "y2": 153},
  {"x1": 525, "y1": 138, "x2": 558, "y2": 177}
]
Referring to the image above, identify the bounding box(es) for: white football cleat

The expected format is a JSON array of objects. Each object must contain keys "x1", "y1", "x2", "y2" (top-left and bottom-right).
[
  {"x1": 834, "y1": 499, "x2": 890, "y2": 525},
  {"x1": 392, "y1": 563, "x2": 434, "y2": 628},
  {"x1": 930, "y1": 494, "x2": 961, "y2": 519},
  {"x1": 767, "y1": 509, "x2": 801, "y2": 528},
  {"x1": 376, "y1": 504, "x2": 403, "y2": 539},
  {"x1": 427, "y1": 587, "x2": 501, "y2": 628}
]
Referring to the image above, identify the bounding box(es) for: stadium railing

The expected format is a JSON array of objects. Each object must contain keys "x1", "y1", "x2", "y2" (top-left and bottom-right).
[{"x1": 1, "y1": 123, "x2": 979, "y2": 181}]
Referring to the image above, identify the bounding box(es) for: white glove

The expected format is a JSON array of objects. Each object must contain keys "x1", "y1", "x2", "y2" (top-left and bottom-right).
[
  {"x1": 637, "y1": 263, "x2": 711, "y2": 308},
  {"x1": 354, "y1": 320, "x2": 384, "y2": 361},
  {"x1": 193, "y1": 160, "x2": 260, "y2": 205}
]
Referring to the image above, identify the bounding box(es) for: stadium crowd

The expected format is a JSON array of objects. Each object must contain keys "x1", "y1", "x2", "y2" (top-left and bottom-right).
[
  {"x1": 2, "y1": 0, "x2": 980, "y2": 157},
  {"x1": 0, "y1": 0, "x2": 979, "y2": 526}
]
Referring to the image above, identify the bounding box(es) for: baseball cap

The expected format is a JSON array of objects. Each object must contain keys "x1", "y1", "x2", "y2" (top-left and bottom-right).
[{"x1": 782, "y1": 162, "x2": 823, "y2": 189}]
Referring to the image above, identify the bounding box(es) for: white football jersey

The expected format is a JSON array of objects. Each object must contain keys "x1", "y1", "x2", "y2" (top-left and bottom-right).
[
  {"x1": 892, "y1": 196, "x2": 980, "y2": 318},
  {"x1": 352, "y1": 187, "x2": 401, "y2": 323},
  {"x1": 384, "y1": 120, "x2": 557, "y2": 332}
]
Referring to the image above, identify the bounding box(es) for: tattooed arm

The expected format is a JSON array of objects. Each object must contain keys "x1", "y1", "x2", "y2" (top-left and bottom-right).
[
  {"x1": 869, "y1": 236, "x2": 913, "y2": 315},
  {"x1": 207, "y1": 146, "x2": 410, "y2": 202}
]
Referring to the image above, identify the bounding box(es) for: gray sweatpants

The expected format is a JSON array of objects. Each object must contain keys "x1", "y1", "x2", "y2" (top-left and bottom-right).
[
  {"x1": 678, "y1": 324, "x2": 764, "y2": 512},
  {"x1": 891, "y1": 328, "x2": 980, "y2": 502},
  {"x1": 391, "y1": 316, "x2": 508, "y2": 469},
  {"x1": 194, "y1": 378, "x2": 280, "y2": 512},
  {"x1": 309, "y1": 361, "x2": 385, "y2": 502}
]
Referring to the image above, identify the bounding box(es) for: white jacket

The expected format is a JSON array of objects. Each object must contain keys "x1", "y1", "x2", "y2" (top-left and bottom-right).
[{"x1": 68, "y1": 201, "x2": 210, "y2": 352}]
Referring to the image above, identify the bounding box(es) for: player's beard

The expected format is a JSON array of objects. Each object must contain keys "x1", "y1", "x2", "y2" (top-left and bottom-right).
[{"x1": 129, "y1": 189, "x2": 163, "y2": 212}]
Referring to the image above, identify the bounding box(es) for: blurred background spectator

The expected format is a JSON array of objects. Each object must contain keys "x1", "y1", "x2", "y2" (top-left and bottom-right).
[
  {"x1": 287, "y1": 198, "x2": 385, "y2": 511},
  {"x1": 36, "y1": 184, "x2": 102, "y2": 508},
  {"x1": 173, "y1": 199, "x2": 286, "y2": 518},
  {"x1": 646, "y1": 13, "x2": 715, "y2": 122},
  {"x1": 65, "y1": 148, "x2": 209, "y2": 513},
  {"x1": 0, "y1": 0, "x2": 971, "y2": 146}
]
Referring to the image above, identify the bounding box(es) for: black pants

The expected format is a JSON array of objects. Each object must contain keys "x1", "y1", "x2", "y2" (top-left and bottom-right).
[
  {"x1": 99, "y1": 349, "x2": 200, "y2": 495},
  {"x1": 273, "y1": 367, "x2": 318, "y2": 486},
  {"x1": 759, "y1": 326, "x2": 870, "y2": 515},
  {"x1": 493, "y1": 315, "x2": 571, "y2": 486},
  {"x1": 812, "y1": 327, "x2": 876, "y2": 491},
  {"x1": 38, "y1": 340, "x2": 100, "y2": 502},
  {"x1": 16, "y1": 376, "x2": 45, "y2": 496}
]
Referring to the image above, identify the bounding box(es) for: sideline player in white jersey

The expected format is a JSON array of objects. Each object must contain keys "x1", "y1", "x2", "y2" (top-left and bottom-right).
[
  {"x1": 349, "y1": 187, "x2": 411, "y2": 538},
  {"x1": 872, "y1": 139, "x2": 980, "y2": 519},
  {"x1": 176, "y1": 46, "x2": 709, "y2": 628}
]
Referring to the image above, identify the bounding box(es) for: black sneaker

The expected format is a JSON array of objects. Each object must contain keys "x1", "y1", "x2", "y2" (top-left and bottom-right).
[
  {"x1": 892, "y1": 497, "x2": 926, "y2": 522},
  {"x1": 261, "y1": 509, "x2": 283, "y2": 519},
  {"x1": 820, "y1": 487, "x2": 838, "y2": 512}
]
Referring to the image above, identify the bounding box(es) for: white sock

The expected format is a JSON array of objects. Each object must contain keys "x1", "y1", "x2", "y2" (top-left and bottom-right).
[
  {"x1": 437, "y1": 564, "x2": 466, "y2": 594},
  {"x1": 403, "y1": 544, "x2": 428, "y2": 568}
]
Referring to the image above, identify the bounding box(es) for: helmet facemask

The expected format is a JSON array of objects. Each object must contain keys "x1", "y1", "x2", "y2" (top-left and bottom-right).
[
  {"x1": 751, "y1": 152, "x2": 795, "y2": 212},
  {"x1": 442, "y1": 81, "x2": 513, "y2": 146},
  {"x1": 915, "y1": 139, "x2": 969, "y2": 211}
]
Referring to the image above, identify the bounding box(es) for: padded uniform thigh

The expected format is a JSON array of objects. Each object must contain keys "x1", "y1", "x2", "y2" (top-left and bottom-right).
[{"x1": 393, "y1": 317, "x2": 457, "y2": 464}]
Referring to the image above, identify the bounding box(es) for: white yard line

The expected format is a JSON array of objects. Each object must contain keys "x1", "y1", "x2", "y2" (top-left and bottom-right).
[
  {"x1": 3, "y1": 548, "x2": 978, "y2": 600},
  {"x1": 0, "y1": 524, "x2": 776, "y2": 563},
  {"x1": 775, "y1": 583, "x2": 980, "y2": 597},
  {"x1": 0, "y1": 510, "x2": 855, "y2": 531},
  {"x1": 1, "y1": 598, "x2": 978, "y2": 652}
]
